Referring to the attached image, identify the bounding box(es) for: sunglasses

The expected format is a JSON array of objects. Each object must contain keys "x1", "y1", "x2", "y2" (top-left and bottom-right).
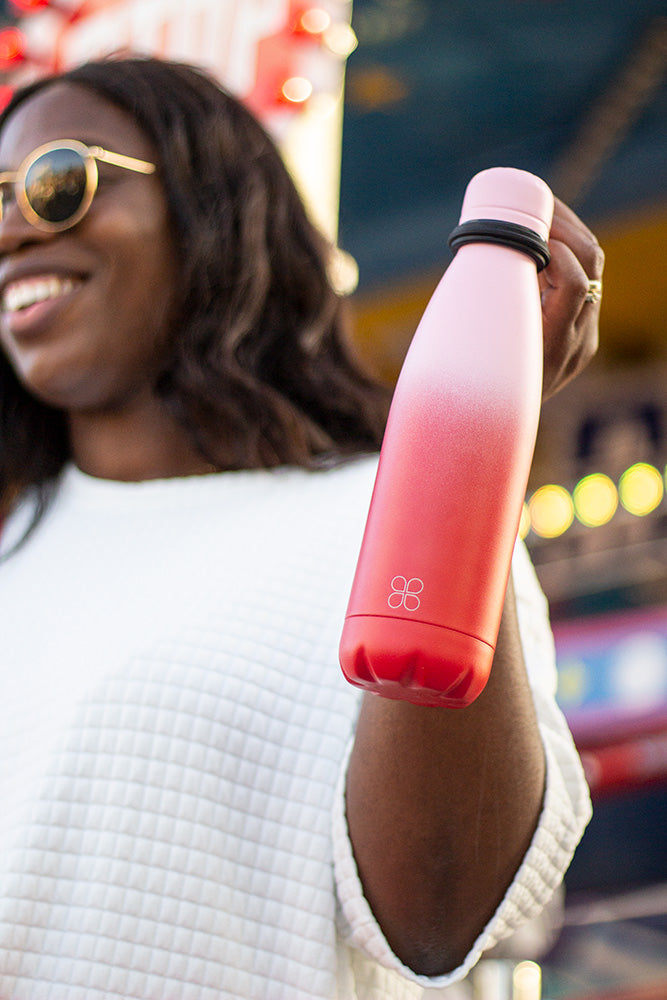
[{"x1": 0, "y1": 139, "x2": 156, "y2": 233}]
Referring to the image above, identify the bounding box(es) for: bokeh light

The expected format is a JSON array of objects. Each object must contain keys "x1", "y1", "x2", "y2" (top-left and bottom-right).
[
  {"x1": 619, "y1": 462, "x2": 664, "y2": 516},
  {"x1": 0, "y1": 28, "x2": 25, "y2": 68},
  {"x1": 297, "y1": 8, "x2": 331, "y2": 36},
  {"x1": 610, "y1": 631, "x2": 667, "y2": 708},
  {"x1": 323, "y1": 21, "x2": 358, "y2": 57},
  {"x1": 513, "y1": 961, "x2": 541, "y2": 1000},
  {"x1": 280, "y1": 76, "x2": 313, "y2": 104},
  {"x1": 556, "y1": 658, "x2": 589, "y2": 708},
  {"x1": 9, "y1": 0, "x2": 51, "y2": 13},
  {"x1": 528, "y1": 484, "x2": 574, "y2": 538},
  {"x1": 573, "y1": 473, "x2": 618, "y2": 527}
]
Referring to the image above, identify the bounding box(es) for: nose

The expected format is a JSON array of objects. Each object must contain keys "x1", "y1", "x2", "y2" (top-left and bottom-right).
[{"x1": 0, "y1": 191, "x2": 53, "y2": 256}]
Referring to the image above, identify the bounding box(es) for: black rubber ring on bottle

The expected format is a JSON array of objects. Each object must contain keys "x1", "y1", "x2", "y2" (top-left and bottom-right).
[{"x1": 448, "y1": 219, "x2": 551, "y2": 272}]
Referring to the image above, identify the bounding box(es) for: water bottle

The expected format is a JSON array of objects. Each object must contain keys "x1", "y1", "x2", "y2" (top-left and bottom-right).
[{"x1": 339, "y1": 167, "x2": 553, "y2": 706}]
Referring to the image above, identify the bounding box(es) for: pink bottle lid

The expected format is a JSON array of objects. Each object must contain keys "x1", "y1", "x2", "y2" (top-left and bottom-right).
[{"x1": 459, "y1": 167, "x2": 554, "y2": 242}]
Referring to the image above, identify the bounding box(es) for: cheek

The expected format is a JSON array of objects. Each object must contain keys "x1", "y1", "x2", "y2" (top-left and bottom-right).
[{"x1": 98, "y1": 201, "x2": 180, "y2": 350}]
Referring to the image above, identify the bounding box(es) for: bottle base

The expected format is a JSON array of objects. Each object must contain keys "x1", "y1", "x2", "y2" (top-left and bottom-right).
[{"x1": 339, "y1": 614, "x2": 494, "y2": 707}]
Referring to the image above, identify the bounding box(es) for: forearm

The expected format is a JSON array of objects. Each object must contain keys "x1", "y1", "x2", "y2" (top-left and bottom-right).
[{"x1": 345, "y1": 574, "x2": 545, "y2": 976}]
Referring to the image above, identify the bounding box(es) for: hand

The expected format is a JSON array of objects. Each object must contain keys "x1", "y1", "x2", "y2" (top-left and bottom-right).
[{"x1": 539, "y1": 197, "x2": 605, "y2": 401}]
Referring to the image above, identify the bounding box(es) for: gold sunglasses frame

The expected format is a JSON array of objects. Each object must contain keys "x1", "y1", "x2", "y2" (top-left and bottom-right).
[{"x1": 0, "y1": 138, "x2": 156, "y2": 233}]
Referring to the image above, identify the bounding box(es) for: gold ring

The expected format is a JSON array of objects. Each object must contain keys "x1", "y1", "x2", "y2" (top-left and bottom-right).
[{"x1": 585, "y1": 279, "x2": 602, "y2": 304}]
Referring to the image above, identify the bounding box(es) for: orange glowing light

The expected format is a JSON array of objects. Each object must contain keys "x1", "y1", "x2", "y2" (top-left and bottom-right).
[
  {"x1": 9, "y1": 0, "x2": 52, "y2": 13},
  {"x1": 0, "y1": 28, "x2": 26, "y2": 69}
]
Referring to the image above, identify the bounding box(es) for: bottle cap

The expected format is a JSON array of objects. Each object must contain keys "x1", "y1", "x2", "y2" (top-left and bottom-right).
[{"x1": 459, "y1": 167, "x2": 554, "y2": 241}]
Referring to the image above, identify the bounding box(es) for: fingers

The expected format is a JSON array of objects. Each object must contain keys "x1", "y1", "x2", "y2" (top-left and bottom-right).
[
  {"x1": 538, "y1": 199, "x2": 605, "y2": 401},
  {"x1": 539, "y1": 241, "x2": 595, "y2": 397},
  {"x1": 549, "y1": 197, "x2": 605, "y2": 282},
  {"x1": 540, "y1": 235, "x2": 589, "y2": 314}
]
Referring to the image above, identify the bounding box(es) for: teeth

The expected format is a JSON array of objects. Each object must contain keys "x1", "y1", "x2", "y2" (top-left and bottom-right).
[{"x1": 2, "y1": 276, "x2": 78, "y2": 313}]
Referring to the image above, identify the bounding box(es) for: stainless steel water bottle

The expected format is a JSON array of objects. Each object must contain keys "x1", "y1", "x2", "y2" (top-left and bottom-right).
[{"x1": 340, "y1": 167, "x2": 554, "y2": 706}]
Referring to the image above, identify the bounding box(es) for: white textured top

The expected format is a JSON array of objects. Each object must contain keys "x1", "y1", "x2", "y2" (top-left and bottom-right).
[{"x1": 0, "y1": 458, "x2": 591, "y2": 999}]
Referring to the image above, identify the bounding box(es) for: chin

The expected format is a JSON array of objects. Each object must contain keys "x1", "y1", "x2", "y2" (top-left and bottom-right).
[{"x1": 18, "y1": 371, "x2": 100, "y2": 413}]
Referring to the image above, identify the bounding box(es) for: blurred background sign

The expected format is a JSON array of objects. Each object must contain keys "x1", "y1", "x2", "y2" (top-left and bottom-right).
[{"x1": 0, "y1": 0, "x2": 357, "y2": 244}]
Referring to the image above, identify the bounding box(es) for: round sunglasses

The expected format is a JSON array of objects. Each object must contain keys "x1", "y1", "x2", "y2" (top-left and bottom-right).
[{"x1": 0, "y1": 139, "x2": 156, "y2": 233}]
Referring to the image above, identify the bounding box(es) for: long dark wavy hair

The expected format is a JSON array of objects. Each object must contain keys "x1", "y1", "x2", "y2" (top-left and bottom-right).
[{"x1": 0, "y1": 56, "x2": 389, "y2": 543}]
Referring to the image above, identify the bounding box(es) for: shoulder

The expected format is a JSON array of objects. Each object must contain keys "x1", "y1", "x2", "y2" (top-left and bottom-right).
[{"x1": 301, "y1": 454, "x2": 379, "y2": 522}]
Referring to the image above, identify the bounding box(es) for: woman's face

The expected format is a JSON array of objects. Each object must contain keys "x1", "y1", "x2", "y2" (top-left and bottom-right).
[{"x1": 0, "y1": 82, "x2": 179, "y2": 413}]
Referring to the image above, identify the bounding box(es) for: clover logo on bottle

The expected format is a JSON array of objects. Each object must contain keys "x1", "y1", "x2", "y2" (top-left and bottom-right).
[{"x1": 388, "y1": 575, "x2": 424, "y2": 611}]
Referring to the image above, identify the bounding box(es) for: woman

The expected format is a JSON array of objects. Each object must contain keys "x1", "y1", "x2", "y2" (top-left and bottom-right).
[{"x1": 0, "y1": 57, "x2": 602, "y2": 998}]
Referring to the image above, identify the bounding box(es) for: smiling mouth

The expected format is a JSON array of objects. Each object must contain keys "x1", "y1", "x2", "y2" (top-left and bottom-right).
[{"x1": 1, "y1": 275, "x2": 83, "y2": 314}]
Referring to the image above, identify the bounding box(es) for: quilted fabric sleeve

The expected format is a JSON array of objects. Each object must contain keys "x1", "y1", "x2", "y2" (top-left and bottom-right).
[{"x1": 332, "y1": 539, "x2": 592, "y2": 990}]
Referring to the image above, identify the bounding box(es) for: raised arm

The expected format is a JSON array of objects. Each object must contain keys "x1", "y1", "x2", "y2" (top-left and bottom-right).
[{"x1": 344, "y1": 199, "x2": 604, "y2": 976}]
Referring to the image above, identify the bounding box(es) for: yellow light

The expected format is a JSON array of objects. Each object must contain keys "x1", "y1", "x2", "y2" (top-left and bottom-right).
[
  {"x1": 528, "y1": 484, "x2": 574, "y2": 538},
  {"x1": 619, "y1": 462, "x2": 664, "y2": 516},
  {"x1": 518, "y1": 502, "x2": 531, "y2": 540},
  {"x1": 327, "y1": 246, "x2": 359, "y2": 296},
  {"x1": 281, "y1": 76, "x2": 313, "y2": 104},
  {"x1": 573, "y1": 473, "x2": 618, "y2": 527},
  {"x1": 557, "y1": 658, "x2": 589, "y2": 707},
  {"x1": 324, "y1": 22, "x2": 358, "y2": 57},
  {"x1": 299, "y1": 8, "x2": 331, "y2": 35},
  {"x1": 513, "y1": 961, "x2": 541, "y2": 1000}
]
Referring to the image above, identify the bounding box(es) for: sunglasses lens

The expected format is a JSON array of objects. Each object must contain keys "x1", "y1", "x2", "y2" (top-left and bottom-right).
[{"x1": 24, "y1": 147, "x2": 87, "y2": 225}]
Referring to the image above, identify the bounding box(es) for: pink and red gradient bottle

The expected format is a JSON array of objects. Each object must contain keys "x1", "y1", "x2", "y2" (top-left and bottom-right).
[{"x1": 339, "y1": 167, "x2": 554, "y2": 707}]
